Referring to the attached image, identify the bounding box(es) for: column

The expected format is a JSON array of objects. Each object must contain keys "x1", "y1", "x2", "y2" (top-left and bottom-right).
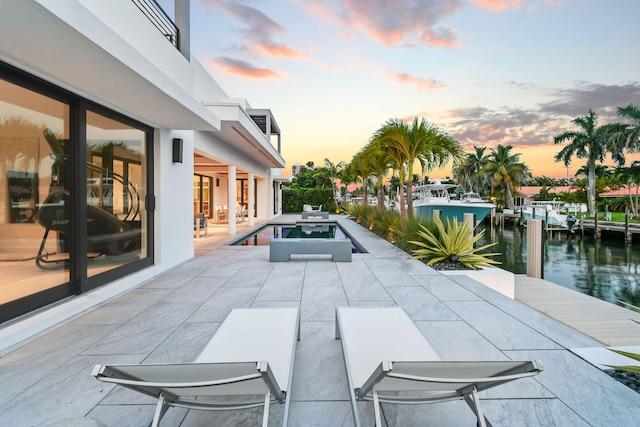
[
  {"x1": 228, "y1": 164, "x2": 236, "y2": 235},
  {"x1": 248, "y1": 172, "x2": 255, "y2": 226}
]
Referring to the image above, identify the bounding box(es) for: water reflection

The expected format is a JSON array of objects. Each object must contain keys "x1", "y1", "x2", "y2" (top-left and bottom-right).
[{"x1": 479, "y1": 225, "x2": 640, "y2": 308}]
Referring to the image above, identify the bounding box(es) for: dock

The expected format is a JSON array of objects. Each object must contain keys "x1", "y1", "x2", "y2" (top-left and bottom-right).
[
  {"x1": 515, "y1": 274, "x2": 640, "y2": 346},
  {"x1": 497, "y1": 213, "x2": 640, "y2": 241}
]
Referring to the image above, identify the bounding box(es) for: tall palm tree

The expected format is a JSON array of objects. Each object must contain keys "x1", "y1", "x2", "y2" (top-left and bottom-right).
[
  {"x1": 482, "y1": 145, "x2": 530, "y2": 210},
  {"x1": 372, "y1": 117, "x2": 461, "y2": 217},
  {"x1": 370, "y1": 119, "x2": 410, "y2": 216},
  {"x1": 347, "y1": 150, "x2": 374, "y2": 208},
  {"x1": 324, "y1": 158, "x2": 346, "y2": 203},
  {"x1": 361, "y1": 143, "x2": 394, "y2": 210},
  {"x1": 453, "y1": 146, "x2": 488, "y2": 194},
  {"x1": 613, "y1": 162, "x2": 640, "y2": 216},
  {"x1": 617, "y1": 104, "x2": 640, "y2": 151},
  {"x1": 554, "y1": 109, "x2": 627, "y2": 217}
]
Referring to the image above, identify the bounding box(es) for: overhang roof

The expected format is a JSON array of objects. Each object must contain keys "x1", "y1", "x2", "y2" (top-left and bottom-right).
[{"x1": 0, "y1": 1, "x2": 220, "y2": 132}]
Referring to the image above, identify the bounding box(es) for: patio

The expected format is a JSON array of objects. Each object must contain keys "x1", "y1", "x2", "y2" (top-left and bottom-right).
[{"x1": 1, "y1": 215, "x2": 639, "y2": 426}]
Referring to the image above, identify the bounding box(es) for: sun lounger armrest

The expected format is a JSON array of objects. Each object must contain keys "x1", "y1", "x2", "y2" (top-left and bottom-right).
[
  {"x1": 92, "y1": 361, "x2": 286, "y2": 402},
  {"x1": 357, "y1": 361, "x2": 393, "y2": 399},
  {"x1": 358, "y1": 360, "x2": 543, "y2": 400}
]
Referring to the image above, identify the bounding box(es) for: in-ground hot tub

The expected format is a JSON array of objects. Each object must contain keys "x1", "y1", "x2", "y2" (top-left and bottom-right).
[{"x1": 229, "y1": 222, "x2": 367, "y2": 254}]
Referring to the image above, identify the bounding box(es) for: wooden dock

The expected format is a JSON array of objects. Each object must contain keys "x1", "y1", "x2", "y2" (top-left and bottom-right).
[
  {"x1": 515, "y1": 275, "x2": 640, "y2": 346},
  {"x1": 497, "y1": 213, "x2": 640, "y2": 241}
]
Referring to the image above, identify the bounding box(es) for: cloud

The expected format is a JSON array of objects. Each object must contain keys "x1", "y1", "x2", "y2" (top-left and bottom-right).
[
  {"x1": 539, "y1": 82, "x2": 640, "y2": 120},
  {"x1": 442, "y1": 82, "x2": 640, "y2": 151},
  {"x1": 224, "y1": 2, "x2": 285, "y2": 40},
  {"x1": 295, "y1": 0, "x2": 463, "y2": 47},
  {"x1": 213, "y1": 57, "x2": 280, "y2": 78},
  {"x1": 392, "y1": 73, "x2": 447, "y2": 92},
  {"x1": 251, "y1": 41, "x2": 311, "y2": 59},
  {"x1": 544, "y1": 0, "x2": 566, "y2": 6},
  {"x1": 420, "y1": 27, "x2": 459, "y2": 48},
  {"x1": 470, "y1": 0, "x2": 527, "y2": 11}
]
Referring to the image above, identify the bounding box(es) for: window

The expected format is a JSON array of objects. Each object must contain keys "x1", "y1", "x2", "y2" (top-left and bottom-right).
[{"x1": 0, "y1": 64, "x2": 153, "y2": 322}]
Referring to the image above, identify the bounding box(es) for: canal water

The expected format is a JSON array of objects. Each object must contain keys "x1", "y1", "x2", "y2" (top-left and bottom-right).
[{"x1": 478, "y1": 224, "x2": 640, "y2": 309}]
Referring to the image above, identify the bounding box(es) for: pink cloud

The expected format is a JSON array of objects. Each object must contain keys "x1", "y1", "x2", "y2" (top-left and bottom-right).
[
  {"x1": 470, "y1": 0, "x2": 527, "y2": 11},
  {"x1": 213, "y1": 57, "x2": 280, "y2": 79},
  {"x1": 219, "y1": 2, "x2": 310, "y2": 62},
  {"x1": 295, "y1": 0, "x2": 463, "y2": 48},
  {"x1": 252, "y1": 42, "x2": 311, "y2": 59},
  {"x1": 392, "y1": 73, "x2": 447, "y2": 92},
  {"x1": 420, "y1": 27, "x2": 460, "y2": 48}
]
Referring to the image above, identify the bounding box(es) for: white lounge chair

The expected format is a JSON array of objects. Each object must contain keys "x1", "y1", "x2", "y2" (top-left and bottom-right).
[
  {"x1": 93, "y1": 308, "x2": 300, "y2": 427},
  {"x1": 335, "y1": 306, "x2": 542, "y2": 427},
  {"x1": 302, "y1": 204, "x2": 322, "y2": 212}
]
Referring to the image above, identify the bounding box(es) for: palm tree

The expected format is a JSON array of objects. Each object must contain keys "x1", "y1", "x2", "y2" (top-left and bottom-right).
[
  {"x1": 481, "y1": 145, "x2": 530, "y2": 210},
  {"x1": 372, "y1": 117, "x2": 461, "y2": 217},
  {"x1": 346, "y1": 150, "x2": 374, "y2": 208},
  {"x1": 370, "y1": 119, "x2": 410, "y2": 216},
  {"x1": 453, "y1": 146, "x2": 488, "y2": 194},
  {"x1": 324, "y1": 158, "x2": 346, "y2": 203},
  {"x1": 554, "y1": 109, "x2": 627, "y2": 217},
  {"x1": 617, "y1": 104, "x2": 640, "y2": 151},
  {"x1": 361, "y1": 143, "x2": 394, "y2": 209},
  {"x1": 613, "y1": 162, "x2": 640, "y2": 216}
]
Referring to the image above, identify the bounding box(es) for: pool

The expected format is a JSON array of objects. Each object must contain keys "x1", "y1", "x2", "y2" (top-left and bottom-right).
[{"x1": 230, "y1": 223, "x2": 367, "y2": 253}]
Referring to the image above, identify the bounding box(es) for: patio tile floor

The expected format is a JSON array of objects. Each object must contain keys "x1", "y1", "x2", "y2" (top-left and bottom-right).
[{"x1": 1, "y1": 215, "x2": 639, "y2": 426}]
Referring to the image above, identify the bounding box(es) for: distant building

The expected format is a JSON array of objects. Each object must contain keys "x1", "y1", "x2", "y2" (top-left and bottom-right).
[
  {"x1": 515, "y1": 186, "x2": 574, "y2": 206},
  {"x1": 291, "y1": 163, "x2": 305, "y2": 175}
]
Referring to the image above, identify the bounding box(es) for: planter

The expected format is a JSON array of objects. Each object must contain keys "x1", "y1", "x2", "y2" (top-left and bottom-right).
[{"x1": 440, "y1": 267, "x2": 515, "y2": 299}]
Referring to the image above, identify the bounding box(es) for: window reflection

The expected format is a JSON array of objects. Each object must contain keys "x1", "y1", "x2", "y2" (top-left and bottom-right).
[
  {"x1": 86, "y1": 111, "x2": 147, "y2": 278},
  {"x1": 0, "y1": 79, "x2": 70, "y2": 305}
]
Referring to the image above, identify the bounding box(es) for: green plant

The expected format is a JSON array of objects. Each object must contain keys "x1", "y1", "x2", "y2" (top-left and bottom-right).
[
  {"x1": 607, "y1": 349, "x2": 640, "y2": 374},
  {"x1": 409, "y1": 217, "x2": 500, "y2": 270}
]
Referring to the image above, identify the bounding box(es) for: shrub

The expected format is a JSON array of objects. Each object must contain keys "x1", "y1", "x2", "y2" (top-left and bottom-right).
[{"x1": 409, "y1": 217, "x2": 500, "y2": 270}]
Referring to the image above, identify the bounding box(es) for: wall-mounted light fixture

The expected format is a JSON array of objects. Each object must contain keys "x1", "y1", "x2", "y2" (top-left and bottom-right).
[
  {"x1": 216, "y1": 178, "x2": 220, "y2": 187},
  {"x1": 172, "y1": 138, "x2": 183, "y2": 163}
]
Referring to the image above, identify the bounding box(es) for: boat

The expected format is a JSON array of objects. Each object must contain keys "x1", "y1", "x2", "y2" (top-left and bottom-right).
[
  {"x1": 412, "y1": 180, "x2": 496, "y2": 222},
  {"x1": 519, "y1": 201, "x2": 573, "y2": 229}
]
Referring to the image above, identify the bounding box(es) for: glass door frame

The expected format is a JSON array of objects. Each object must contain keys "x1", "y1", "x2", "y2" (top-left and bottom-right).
[{"x1": 0, "y1": 62, "x2": 154, "y2": 322}]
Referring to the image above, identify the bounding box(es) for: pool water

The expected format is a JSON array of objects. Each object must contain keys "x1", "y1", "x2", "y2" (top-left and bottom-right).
[{"x1": 231, "y1": 223, "x2": 366, "y2": 253}]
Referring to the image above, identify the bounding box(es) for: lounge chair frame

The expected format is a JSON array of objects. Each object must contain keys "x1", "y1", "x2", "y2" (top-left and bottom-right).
[
  {"x1": 94, "y1": 308, "x2": 300, "y2": 427},
  {"x1": 335, "y1": 306, "x2": 542, "y2": 427}
]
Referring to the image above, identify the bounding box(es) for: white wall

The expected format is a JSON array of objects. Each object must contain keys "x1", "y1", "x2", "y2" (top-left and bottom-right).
[{"x1": 154, "y1": 129, "x2": 194, "y2": 267}]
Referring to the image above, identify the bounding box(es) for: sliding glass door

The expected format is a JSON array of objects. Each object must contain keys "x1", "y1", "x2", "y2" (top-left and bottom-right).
[{"x1": 0, "y1": 63, "x2": 153, "y2": 322}]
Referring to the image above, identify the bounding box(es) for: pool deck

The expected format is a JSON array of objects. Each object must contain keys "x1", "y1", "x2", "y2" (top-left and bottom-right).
[{"x1": 1, "y1": 214, "x2": 640, "y2": 426}]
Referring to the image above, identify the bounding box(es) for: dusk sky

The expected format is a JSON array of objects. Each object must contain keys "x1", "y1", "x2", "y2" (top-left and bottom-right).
[{"x1": 161, "y1": 0, "x2": 640, "y2": 179}]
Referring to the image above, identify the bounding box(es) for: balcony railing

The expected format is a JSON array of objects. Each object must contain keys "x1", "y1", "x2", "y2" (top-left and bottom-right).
[{"x1": 132, "y1": 0, "x2": 179, "y2": 49}]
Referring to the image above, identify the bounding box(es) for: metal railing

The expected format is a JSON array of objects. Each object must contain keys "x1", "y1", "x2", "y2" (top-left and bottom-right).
[{"x1": 131, "y1": 0, "x2": 179, "y2": 49}]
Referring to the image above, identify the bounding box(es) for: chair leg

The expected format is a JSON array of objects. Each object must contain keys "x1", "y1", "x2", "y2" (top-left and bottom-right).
[
  {"x1": 372, "y1": 389, "x2": 383, "y2": 427},
  {"x1": 150, "y1": 393, "x2": 171, "y2": 427},
  {"x1": 262, "y1": 391, "x2": 271, "y2": 427},
  {"x1": 464, "y1": 387, "x2": 492, "y2": 427}
]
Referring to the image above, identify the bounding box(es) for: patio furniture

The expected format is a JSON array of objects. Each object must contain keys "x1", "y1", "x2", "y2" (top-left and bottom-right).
[
  {"x1": 302, "y1": 204, "x2": 322, "y2": 212},
  {"x1": 216, "y1": 206, "x2": 228, "y2": 223},
  {"x1": 93, "y1": 307, "x2": 300, "y2": 427},
  {"x1": 301, "y1": 211, "x2": 329, "y2": 219},
  {"x1": 269, "y1": 238, "x2": 352, "y2": 262},
  {"x1": 335, "y1": 306, "x2": 543, "y2": 427},
  {"x1": 194, "y1": 212, "x2": 208, "y2": 238},
  {"x1": 236, "y1": 204, "x2": 246, "y2": 222}
]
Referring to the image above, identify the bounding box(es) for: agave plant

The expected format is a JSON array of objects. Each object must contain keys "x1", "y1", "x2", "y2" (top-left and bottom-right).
[{"x1": 409, "y1": 217, "x2": 500, "y2": 270}]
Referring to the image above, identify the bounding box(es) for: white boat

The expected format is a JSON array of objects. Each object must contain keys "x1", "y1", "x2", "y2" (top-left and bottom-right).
[
  {"x1": 350, "y1": 196, "x2": 378, "y2": 207},
  {"x1": 412, "y1": 180, "x2": 495, "y2": 222},
  {"x1": 520, "y1": 201, "x2": 571, "y2": 228}
]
